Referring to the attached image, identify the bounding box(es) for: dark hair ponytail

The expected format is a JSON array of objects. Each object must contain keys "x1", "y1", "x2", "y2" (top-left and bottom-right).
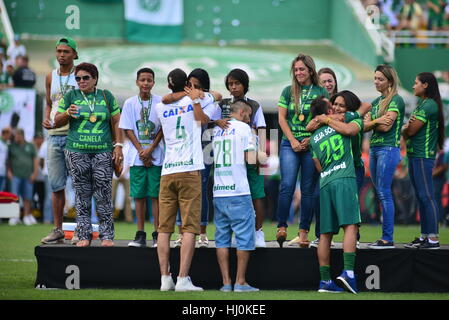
[{"x1": 417, "y1": 72, "x2": 445, "y2": 149}]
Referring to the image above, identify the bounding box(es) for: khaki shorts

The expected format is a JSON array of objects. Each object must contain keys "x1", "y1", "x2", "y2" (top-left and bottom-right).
[{"x1": 158, "y1": 170, "x2": 202, "y2": 234}]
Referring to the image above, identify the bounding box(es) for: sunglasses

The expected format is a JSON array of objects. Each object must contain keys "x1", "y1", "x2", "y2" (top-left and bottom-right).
[{"x1": 75, "y1": 75, "x2": 92, "y2": 82}]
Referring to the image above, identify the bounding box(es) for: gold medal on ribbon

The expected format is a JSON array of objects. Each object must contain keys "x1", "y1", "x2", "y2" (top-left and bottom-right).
[
  {"x1": 299, "y1": 114, "x2": 305, "y2": 122},
  {"x1": 89, "y1": 114, "x2": 97, "y2": 123},
  {"x1": 145, "y1": 128, "x2": 149, "y2": 136}
]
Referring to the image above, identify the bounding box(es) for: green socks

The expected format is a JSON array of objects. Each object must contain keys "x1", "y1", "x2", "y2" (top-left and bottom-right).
[
  {"x1": 344, "y1": 252, "x2": 356, "y2": 271},
  {"x1": 319, "y1": 266, "x2": 331, "y2": 281}
]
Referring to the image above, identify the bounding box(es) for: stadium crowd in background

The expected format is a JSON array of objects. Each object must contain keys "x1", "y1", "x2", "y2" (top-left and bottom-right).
[{"x1": 363, "y1": 0, "x2": 449, "y2": 44}]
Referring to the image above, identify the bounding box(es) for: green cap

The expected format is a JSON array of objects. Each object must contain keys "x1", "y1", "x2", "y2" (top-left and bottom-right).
[{"x1": 56, "y1": 37, "x2": 78, "y2": 58}]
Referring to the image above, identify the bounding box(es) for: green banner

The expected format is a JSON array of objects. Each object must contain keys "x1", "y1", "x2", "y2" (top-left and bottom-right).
[{"x1": 124, "y1": 0, "x2": 183, "y2": 43}]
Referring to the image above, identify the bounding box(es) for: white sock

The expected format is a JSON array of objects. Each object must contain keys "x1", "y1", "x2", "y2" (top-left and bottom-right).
[{"x1": 345, "y1": 270, "x2": 354, "y2": 278}]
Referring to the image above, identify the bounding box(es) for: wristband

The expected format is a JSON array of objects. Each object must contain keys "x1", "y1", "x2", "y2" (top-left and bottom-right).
[
  {"x1": 326, "y1": 117, "x2": 331, "y2": 125},
  {"x1": 192, "y1": 98, "x2": 201, "y2": 104},
  {"x1": 114, "y1": 143, "x2": 124, "y2": 148}
]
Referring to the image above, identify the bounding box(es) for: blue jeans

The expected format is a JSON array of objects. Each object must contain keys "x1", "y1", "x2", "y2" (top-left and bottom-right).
[
  {"x1": 11, "y1": 176, "x2": 33, "y2": 200},
  {"x1": 0, "y1": 176, "x2": 6, "y2": 191},
  {"x1": 408, "y1": 157, "x2": 439, "y2": 237},
  {"x1": 176, "y1": 163, "x2": 212, "y2": 227},
  {"x1": 214, "y1": 195, "x2": 255, "y2": 250},
  {"x1": 369, "y1": 146, "x2": 401, "y2": 242},
  {"x1": 43, "y1": 176, "x2": 53, "y2": 223},
  {"x1": 47, "y1": 135, "x2": 68, "y2": 192},
  {"x1": 276, "y1": 139, "x2": 320, "y2": 237}
]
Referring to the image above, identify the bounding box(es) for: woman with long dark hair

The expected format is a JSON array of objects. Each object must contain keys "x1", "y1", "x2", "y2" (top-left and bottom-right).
[{"x1": 402, "y1": 72, "x2": 444, "y2": 249}]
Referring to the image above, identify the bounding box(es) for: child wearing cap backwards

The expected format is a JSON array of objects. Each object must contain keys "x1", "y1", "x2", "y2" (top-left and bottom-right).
[
  {"x1": 119, "y1": 67, "x2": 163, "y2": 248},
  {"x1": 41, "y1": 37, "x2": 79, "y2": 244},
  {"x1": 216, "y1": 69, "x2": 268, "y2": 248}
]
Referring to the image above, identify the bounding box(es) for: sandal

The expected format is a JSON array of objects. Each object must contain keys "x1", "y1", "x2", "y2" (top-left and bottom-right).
[
  {"x1": 276, "y1": 227, "x2": 287, "y2": 248},
  {"x1": 76, "y1": 239, "x2": 91, "y2": 247},
  {"x1": 298, "y1": 229, "x2": 310, "y2": 248},
  {"x1": 101, "y1": 240, "x2": 114, "y2": 247}
]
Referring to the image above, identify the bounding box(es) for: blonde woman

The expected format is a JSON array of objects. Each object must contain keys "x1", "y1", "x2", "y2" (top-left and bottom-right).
[
  {"x1": 364, "y1": 64, "x2": 405, "y2": 249},
  {"x1": 276, "y1": 53, "x2": 329, "y2": 247}
]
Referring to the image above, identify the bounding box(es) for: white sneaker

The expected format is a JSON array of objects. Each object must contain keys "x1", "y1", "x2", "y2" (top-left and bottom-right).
[
  {"x1": 23, "y1": 214, "x2": 37, "y2": 226},
  {"x1": 8, "y1": 217, "x2": 21, "y2": 226},
  {"x1": 198, "y1": 234, "x2": 209, "y2": 248},
  {"x1": 160, "y1": 274, "x2": 175, "y2": 291},
  {"x1": 255, "y1": 229, "x2": 266, "y2": 248},
  {"x1": 175, "y1": 276, "x2": 204, "y2": 292}
]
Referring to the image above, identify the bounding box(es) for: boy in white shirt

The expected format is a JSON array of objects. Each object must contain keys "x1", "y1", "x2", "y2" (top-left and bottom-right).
[
  {"x1": 119, "y1": 68, "x2": 163, "y2": 247},
  {"x1": 217, "y1": 69, "x2": 267, "y2": 247},
  {"x1": 155, "y1": 68, "x2": 209, "y2": 292},
  {"x1": 213, "y1": 99, "x2": 260, "y2": 292}
]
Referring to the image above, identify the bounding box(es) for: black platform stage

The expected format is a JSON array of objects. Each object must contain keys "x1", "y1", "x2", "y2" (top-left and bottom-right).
[{"x1": 35, "y1": 240, "x2": 449, "y2": 292}]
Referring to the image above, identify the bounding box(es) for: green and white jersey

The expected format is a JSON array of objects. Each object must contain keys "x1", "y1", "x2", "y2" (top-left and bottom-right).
[
  {"x1": 212, "y1": 118, "x2": 255, "y2": 197},
  {"x1": 406, "y1": 98, "x2": 439, "y2": 159},
  {"x1": 369, "y1": 94, "x2": 405, "y2": 147},
  {"x1": 345, "y1": 111, "x2": 364, "y2": 167},
  {"x1": 155, "y1": 96, "x2": 205, "y2": 175},
  {"x1": 278, "y1": 85, "x2": 329, "y2": 141},
  {"x1": 57, "y1": 89, "x2": 120, "y2": 153},
  {"x1": 310, "y1": 125, "x2": 356, "y2": 189},
  {"x1": 119, "y1": 94, "x2": 163, "y2": 166}
]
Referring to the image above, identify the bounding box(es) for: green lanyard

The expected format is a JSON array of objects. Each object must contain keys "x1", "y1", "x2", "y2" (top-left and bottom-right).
[
  {"x1": 138, "y1": 94, "x2": 153, "y2": 136},
  {"x1": 298, "y1": 85, "x2": 313, "y2": 121},
  {"x1": 81, "y1": 89, "x2": 97, "y2": 122}
]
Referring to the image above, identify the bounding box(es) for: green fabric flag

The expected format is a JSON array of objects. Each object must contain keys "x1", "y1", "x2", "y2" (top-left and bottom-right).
[{"x1": 124, "y1": 0, "x2": 183, "y2": 43}]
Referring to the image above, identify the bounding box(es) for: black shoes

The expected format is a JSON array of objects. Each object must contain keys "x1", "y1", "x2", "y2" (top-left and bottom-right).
[
  {"x1": 128, "y1": 231, "x2": 147, "y2": 247},
  {"x1": 152, "y1": 231, "x2": 158, "y2": 248},
  {"x1": 405, "y1": 237, "x2": 440, "y2": 250},
  {"x1": 369, "y1": 239, "x2": 395, "y2": 249}
]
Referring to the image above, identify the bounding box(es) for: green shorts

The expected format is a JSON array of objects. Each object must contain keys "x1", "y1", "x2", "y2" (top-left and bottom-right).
[
  {"x1": 130, "y1": 166, "x2": 162, "y2": 198},
  {"x1": 246, "y1": 164, "x2": 265, "y2": 200},
  {"x1": 319, "y1": 177, "x2": 361, "y2": 234}
]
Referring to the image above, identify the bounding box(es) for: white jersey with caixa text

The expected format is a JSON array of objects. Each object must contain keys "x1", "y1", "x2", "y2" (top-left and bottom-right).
[
  {"x1": 155, "y1": 96, "x2": 205, "y2": 175},
  {"x1": 212, "y1": 118, "x2": 256, "y2": 197}
]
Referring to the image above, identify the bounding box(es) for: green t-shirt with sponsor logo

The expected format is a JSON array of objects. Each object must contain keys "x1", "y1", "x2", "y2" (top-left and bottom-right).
[
  {"x1": 369, "y1": 94, "x2": 405, "y2": 148},
  {"x1": 345, "y1": 111, "x2": 364, "y2": 167},
  {"x1": 57, "y1": 89, "x2": 120, "y2": 153},
  {"x1": 310, "y1": 125, "x2": 356, "y2": 188},
  {"x1": 406, "y1": 98, "x2": 439, "y2": 159},
  {"x1": 278, "y1": 84, "x2": 329, "y2": 141}
]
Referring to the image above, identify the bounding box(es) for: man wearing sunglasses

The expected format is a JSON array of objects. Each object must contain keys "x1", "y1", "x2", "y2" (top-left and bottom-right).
[{"x1": 41, "y1": 37, "x2": 78, "y2": 244}]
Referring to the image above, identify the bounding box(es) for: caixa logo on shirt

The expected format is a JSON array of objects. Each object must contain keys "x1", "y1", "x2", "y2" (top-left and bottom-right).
[{"x1": 163, "y1": 104, "x2": 194, "y2": 118}]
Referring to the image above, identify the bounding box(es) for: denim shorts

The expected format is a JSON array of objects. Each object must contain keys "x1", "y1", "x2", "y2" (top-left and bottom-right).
[
  {"x1": 213, "y1": 195, "x2": 256, "y2": 251},
  {"x1": 11, "y1": 177, "x2": 33, "y2": 200},
  {"x1": 47, "y1": 135, "x2": 68, "y2": 192}
]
